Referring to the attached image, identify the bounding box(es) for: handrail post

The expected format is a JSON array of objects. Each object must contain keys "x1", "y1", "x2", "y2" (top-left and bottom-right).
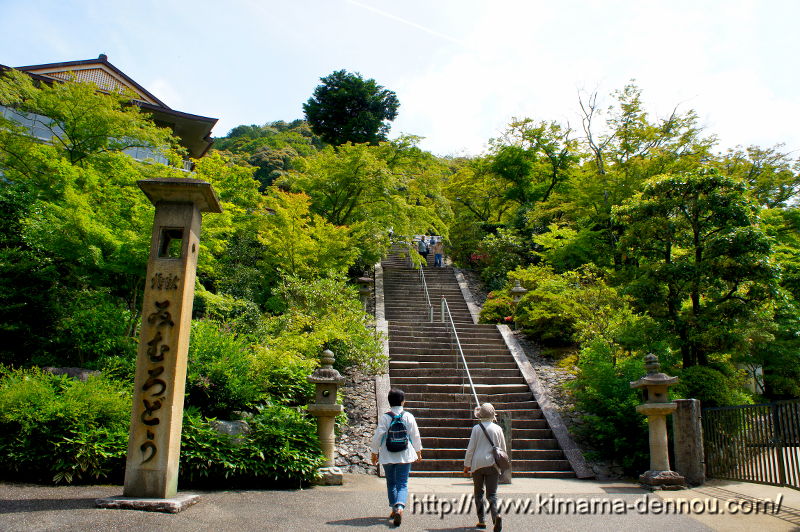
[{"x1": 441, "y1": 296, "x2": 445, "y2": 323}]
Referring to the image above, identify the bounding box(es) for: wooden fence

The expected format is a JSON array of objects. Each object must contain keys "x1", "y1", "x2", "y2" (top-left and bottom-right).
[{"x1": 703, "y1": 400, "x2": 800, "y2": 489}]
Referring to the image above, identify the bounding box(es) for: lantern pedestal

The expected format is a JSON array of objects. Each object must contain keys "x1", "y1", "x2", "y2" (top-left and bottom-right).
[{"x1": 636, "y1": 402, "x2": 686, "y2": 490}]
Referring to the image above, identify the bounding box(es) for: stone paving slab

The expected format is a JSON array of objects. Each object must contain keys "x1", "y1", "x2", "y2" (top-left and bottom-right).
[{"x1": 1, "y1": 475, "x2": 797, "y2": 531}]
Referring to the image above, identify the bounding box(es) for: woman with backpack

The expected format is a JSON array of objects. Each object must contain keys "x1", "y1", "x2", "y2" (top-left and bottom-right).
[
  {"x1": 370, "y1": 388, "x2": 423, "y2": 526},
  {"x1": 464, "y1": 403, "x2": 507, "y2": 532}
]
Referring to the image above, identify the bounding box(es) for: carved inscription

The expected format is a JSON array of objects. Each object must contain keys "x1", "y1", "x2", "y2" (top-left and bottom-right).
[
  {"x1": 151, "y1": 272, "x2": 179, "y2": 290},
  {"x1": 139, "y1": 299, "x2": 174, "y2": 465}
]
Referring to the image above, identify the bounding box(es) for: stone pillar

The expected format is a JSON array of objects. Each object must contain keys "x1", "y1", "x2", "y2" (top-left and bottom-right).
[
  {"x1": 497, "y1": 412, "x2": 512, "y2": 484},
  {"x1": 122, "y1": 179, "x2": 222, "y2": 500},
  {"x1": 673, "y1": 399, "x2": 705, "y2": 486},
  {"x1": 308, "y1": 349, "x2": 345, "y2": 485}
]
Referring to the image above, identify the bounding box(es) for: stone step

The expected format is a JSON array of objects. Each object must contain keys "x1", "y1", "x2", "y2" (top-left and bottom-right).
[
  {"x1": 389, "y1": 362, "x2": 519, "y2": 372},
  {"x1": 388, "y1": 346, "x2": 513, "y2": 356},
  {"x1": 411, "y1": 470, "x2": 576, "y2": 478},
  {"x1": 415, "y1": 458, "x2": 571, "y2": 472},
  {"x1": 390, "y1": 376, "x2": 527, "y2": 386},
  {"x1": 390, "y1": 368, "x2": 522, "y2": 378},
  {"x1": 414, "y1": 417, "x2": 549, "y2": 429},
  {"x1": 389, "y1": 356, "x2": 518, "y2": 366},
  {"x1": 395, "y1": 383, "x2": 531, "y2": 394},
  {"x1": 421, "y1": 437, "x2": 560, "y2": 450},
  {"x1": 405, "y1": 400, "x2": 540, "y2": 411},
  {"x1": 389, "y1": 357, "x2": 517, "y2": 373},
  {"x1": 419, "y1": 426, "x2": 550, "y2": 438},
  {"x1": 421, "y1": 448, "x2": 565, "y2": 460},
  {"x1": 389, "y1": 330, "x2": 501, "y2": 340},
  {"x1": 407, "y1": 408, "x2": 544, "y2": 420},
  {"x1": 389, "y1": 323, "x2": 499, "y2": 333}
]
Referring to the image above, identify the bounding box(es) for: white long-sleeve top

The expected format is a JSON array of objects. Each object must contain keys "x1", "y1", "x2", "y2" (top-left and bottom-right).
[
  {"x1": 370, "y1": 406, "x2": 423, "y2": 464},
  {"x1": 464, "y1": 421, "x2": 507, "y2": 472}
]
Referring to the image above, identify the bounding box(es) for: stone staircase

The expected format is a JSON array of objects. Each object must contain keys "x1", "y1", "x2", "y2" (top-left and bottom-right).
[{"x1": 382, "y1": 247, "x2": 575, "y2": 478}]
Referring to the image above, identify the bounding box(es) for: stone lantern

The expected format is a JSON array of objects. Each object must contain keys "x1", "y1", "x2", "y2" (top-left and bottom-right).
[
  {"x1": 357, "y1": 276, "x2": 373, "y2": 312},
  {"x1": 308, "y1": 349, "x2": 346, "y2": 485},
  {"x1": 510, "y1": 280, "x2": 528, "y2": 330},
  {"x1": 510, "y1": 279, "x2": 527, "y2": 304},
  {"x1": 630, "y1": 354, "x2": 686, "y2": 490}
]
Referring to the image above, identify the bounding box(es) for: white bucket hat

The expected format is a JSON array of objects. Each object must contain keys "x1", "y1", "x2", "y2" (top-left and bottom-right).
[{"x1": 474, "y1": 402, "x2": 496, "y2": 421}]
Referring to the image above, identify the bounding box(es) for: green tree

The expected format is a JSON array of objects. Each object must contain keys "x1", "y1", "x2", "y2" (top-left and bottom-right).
[
  {"x1": 0, "y1": 69, "x2": 183, "y2": 363},
  {"x1": 303, "y1": 70, "x2": 399, "y2": 146},
  {"x1": 257, "y1": 190, "x2": 356, "y2": 278},
  {"x1": 280, "y1": 140, "x2": 449, "y2": 266},
  {"x1": 716, "y1": 144, "x2": 800, "y2": 208},
  {"x1": 614, "y1": 168, "x2": 778, "y2": 367}
]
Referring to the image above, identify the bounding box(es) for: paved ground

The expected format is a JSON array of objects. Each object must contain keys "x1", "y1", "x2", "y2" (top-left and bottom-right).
[{"x1": 0, "y1": 475, "x2": 798, "y2": 531}]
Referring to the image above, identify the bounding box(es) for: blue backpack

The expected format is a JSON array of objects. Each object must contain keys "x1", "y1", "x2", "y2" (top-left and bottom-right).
[{"x1": 384, "y1": 411, "x2": 409, "y2": 452}]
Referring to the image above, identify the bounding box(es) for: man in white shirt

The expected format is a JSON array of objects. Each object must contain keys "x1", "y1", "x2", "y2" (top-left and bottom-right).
[
  {"x1": 464, "y1": 403, "x2": 506, "y2": 531},
  {"x1": 371, "y1": 388, "x2": 423, "y2": 526}
]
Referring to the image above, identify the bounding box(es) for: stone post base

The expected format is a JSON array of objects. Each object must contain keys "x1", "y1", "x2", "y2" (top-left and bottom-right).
[
  {"x1": 314, "y1": 466, "x2": 344, "y2": 486},
  {"x1": 639, "y1": 470, "x2": 687, "y2": 491},
  {"x1": 95, "y1": 493, "x2": 199, "y2": 513}
]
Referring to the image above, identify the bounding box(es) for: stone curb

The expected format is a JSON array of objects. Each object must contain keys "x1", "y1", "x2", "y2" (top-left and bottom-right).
[
  {"x1": 452, "y1": 267, "x2": 481, "y2": 324},
  {"x1": 373, "y1": 261, "x2": 390, "y2": 478},
  {"x1": 496, "y1": 324, "x2": 595, "y2": 479}
]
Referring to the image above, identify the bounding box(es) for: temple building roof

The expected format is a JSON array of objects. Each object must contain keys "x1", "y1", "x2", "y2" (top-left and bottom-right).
[{"x1": 6, "y1": 54, "x2": 217, "y2": 158}]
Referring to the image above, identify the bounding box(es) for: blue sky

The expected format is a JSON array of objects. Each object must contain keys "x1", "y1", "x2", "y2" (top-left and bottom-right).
[{"x1": 1, "y1": 0, "x2": 798, "y2": 157}]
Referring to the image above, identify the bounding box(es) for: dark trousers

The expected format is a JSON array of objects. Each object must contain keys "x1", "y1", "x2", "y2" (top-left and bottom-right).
[{"x1": 472, "y1": 466, "x2": 499, "y2": 522}]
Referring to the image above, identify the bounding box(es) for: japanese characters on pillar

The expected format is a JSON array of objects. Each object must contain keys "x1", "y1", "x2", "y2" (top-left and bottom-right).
[{"x1": 123, "y1": 178, "x2": 221, "y2": 499}]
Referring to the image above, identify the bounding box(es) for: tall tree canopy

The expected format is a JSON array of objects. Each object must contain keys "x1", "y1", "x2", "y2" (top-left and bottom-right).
[{"x1": 303, "y1": 70, "x2": 399, "y2": 146}]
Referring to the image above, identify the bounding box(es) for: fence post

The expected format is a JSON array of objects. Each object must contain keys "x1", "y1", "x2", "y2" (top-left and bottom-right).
[
  {"x1": 497, "y1": 412, "x2": 512, "y2": 484},
  {"x1": 772, "y1": 403, "x2": 788, "y2": 486},
  {"x1": 673, "y1": 399, "x2": 705, "y2": 485},
  {"x1": 441, "y1": 297, "x2": 445, "y2": 323}
]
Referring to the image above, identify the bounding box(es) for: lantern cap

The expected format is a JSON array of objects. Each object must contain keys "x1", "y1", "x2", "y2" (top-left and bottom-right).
[
  {"x1": 138, "y1": 178, "x2": 222, "y2": 213},
  {"x1": 630, "y1": 353, "x2": 679, "y2": 389},
  {"x1": 308, "y1": 349, "x2": 345, "y2": 384},
  {"x1": 510, "y1": 279, "x2": 528, "y2": 295}
]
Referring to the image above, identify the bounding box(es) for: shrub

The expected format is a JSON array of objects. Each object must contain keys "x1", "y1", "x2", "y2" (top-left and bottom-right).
[
  {"x1": 509, "y1": 264, "x2": 648, "y2": 350},
  {"x1": 675, "y1": 364, "x2": 753, "y2": 407},
  {"x1": 479, "y1": 292, "x2": 514, "y2": 324},
  {"x1": 475, "y1": 228, "x2": 526, "y2": 290},
  {"x1": 186, "y1": 320, "x2": 268, "y2": 417},
  {"x1": 263, "y1": 276, "x2": 385, "y2": 372},
  {"x1": 50, "y1": 289, "x2": 137, "y2": 368},
  {"x1": 567, "y1": 340, "x2": 650, "y2": 473},
  {"x1": 0, "y1": 368, "x2": 326, "y2": 488},
  {"x1": 193, "y1": 287, "x2": 262, "y2": 333},
  {"x1": 0, "y1": 368, "x2": 130, "y2": 483},
  {"x1": 180, "y1": 405, "x2": 324, "y2": 488}
]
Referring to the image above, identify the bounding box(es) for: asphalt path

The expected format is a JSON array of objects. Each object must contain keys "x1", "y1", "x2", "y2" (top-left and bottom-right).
[{"x1": 0, "y1": 475, "x2": 795, "y2": 532}]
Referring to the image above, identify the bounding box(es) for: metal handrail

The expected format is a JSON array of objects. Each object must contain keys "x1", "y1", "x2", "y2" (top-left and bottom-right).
[
  {"x1": 441, "y1": 297, "x2": 480, "y2": 409},
  {"x1": 418, "y1": 265, "x2": 434, "y2": 322}
]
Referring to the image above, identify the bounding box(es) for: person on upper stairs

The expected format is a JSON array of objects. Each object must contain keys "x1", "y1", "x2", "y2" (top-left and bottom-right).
[
  {"x1": 432, "y1": 238, "x2": 444, "y2": 267},
  {"x1": 417, "y1": 236, "x2": 429, "y2": 265}
]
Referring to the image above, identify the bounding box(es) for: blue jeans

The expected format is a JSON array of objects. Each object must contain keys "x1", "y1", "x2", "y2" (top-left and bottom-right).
[
  {"x1": 383, "y1": 462, "x2": 412, "y2": 509},
  {"x1": 434, "y1": 253, "x2": 443, "y2": 267}
]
